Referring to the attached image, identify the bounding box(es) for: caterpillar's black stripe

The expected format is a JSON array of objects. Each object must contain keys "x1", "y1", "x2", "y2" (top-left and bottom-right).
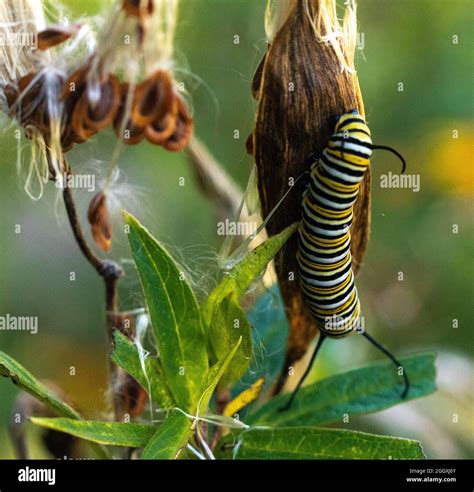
[{"x1": 297, "y1": 111, "x2": 372, "y2": 337}]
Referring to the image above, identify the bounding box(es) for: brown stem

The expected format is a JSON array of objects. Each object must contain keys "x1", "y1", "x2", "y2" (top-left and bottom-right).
[
  {"x1": 61, "y1": 169, "x2": 123, "y2": 416},
  {"x1": 62, "y1": 184, "x2": 123, "y2": 316}
]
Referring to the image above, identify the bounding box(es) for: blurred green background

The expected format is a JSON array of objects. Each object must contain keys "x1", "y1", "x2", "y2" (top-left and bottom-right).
[{"x1": 0, "y1": 0, "x2": 472, "y2": 458}]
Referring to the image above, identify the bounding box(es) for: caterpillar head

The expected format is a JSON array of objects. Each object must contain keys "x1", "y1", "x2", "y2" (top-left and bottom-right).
[{"x1": 328, "y1": 110, "x2": 373, "y2": 163}]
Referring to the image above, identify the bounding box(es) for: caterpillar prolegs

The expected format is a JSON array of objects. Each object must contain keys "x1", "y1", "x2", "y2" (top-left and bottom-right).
[{"x1": 282, "y1": 111, "x2": 409, "y2": 410}]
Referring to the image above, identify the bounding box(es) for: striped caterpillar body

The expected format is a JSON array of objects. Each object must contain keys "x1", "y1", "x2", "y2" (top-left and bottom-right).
[
  {"x1": 281, "y1": 110, "x2": 409, "y2": 410},
  {"x1": 297, "y1": 110, "x2": 372, "y2": 338}
]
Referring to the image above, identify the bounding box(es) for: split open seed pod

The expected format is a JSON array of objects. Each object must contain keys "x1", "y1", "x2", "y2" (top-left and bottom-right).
[
  {"x1": 37, "y1": 25, "x2": 81, "y2": 51},
  {"x1": 251, "y1": 0, "x2": 370, "y2": 391},
  {"x1": 163, "y1": 95, "x2": 193, "y2": 152},
  {"x1": 122, "y1": 0, "x2": 154, "y2": 18},
  {"x1": 81, "y1": 74, "x2": 122, "y2": 132},
  {"x1": 87, "y1": 191, "x2": 113, "y2": 252},
  {"x1": 130, "y1": 69, "x2": 173, "y2": 127},
  {"x1": 113, "y1": 83, "x2": 146, "y2": 145},
  {"x1": 144, "y1": 93, "x2": 178, "y2": 145}
]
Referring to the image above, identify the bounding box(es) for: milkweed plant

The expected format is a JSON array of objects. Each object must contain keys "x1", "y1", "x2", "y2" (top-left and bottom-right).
[{"x1": 0, "y1": 0, "x2": 436, "y2": 460}]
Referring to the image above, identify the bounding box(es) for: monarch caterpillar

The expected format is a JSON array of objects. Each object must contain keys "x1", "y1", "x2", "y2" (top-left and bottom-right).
[{"x1": 282, "y1": 110, "x2": 409, "y2": 410}]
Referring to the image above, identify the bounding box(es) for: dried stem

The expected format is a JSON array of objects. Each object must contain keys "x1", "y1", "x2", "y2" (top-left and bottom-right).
[
  {"x1": 62, "y1": 183, "x2": 123, "y2": 330},
  {"x1": 59, "y1": 158, "x2": 123, "y2": 416},
  {"x1": 185, "y1": 136, "x2": 245, "y2": 220}
]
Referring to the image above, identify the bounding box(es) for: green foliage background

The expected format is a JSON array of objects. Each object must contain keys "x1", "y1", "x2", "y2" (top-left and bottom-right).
[{"x1": 0, "y1": 0, "x2": 472, "y2": 458}]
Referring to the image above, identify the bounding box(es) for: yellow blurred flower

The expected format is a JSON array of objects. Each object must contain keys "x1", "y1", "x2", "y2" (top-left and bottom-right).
[{"x1": 424, "y1": 123, "x2": 474, "y2": 195}]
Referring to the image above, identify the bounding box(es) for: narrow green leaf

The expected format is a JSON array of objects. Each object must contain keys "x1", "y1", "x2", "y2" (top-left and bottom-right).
[
  {"x1": 248, "y1": 353, "x2": 436, "y2": 427},
  {"x1": 216, "y1": 427, "x2": 425, "y2": 459},
  {"x1": 141, "y1": 411, "x2": 192, "y2": 459},
  {"x1": 199, "y1": 337, "x2": 242, "y2": 413},
  {"x1": 110, "y1": 330, "x2": 174, "y2": 408},
  {"x1": 31, "y1": 418, "x2": 154, "y2": 447},
  {"x1": 124, "y1": 212, "x2": 208, "y2": 413},
  {"x1": 201, "y1": 222, "x2": 298, "y2": 326},
  {"x1": 0, "y1": 351, "x2": 80, "y2": 420},
  {"x1": 208, "y1": 295, "x2": 252, "y2": 387}
]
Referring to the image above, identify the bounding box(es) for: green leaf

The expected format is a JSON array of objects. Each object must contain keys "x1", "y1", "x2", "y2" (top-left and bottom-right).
[
  {"x1": 248, "y1": 353, "x2": 436, "y2": 427},
  {"x1": 110, "y1": 330, "x2": 174, "y2": 409},
  {"x1": 216, "y1": 427, "x2": 425, "y2": 459},
  {"x1": 31, "y1": 418, "x2": 154, "y2": 447},
  {"x1": 199, "y1": 337, "x2": 242, "y2": 413},
  {"x1": 201, "y1": 222, "x2": 298, "y2": 326},
  {"x1": 0, "y1": 351, "x2": 80, "y2": 420},
  {"x1": 124, "y1": 212, "x2": 208, "y2": 413},
  {"x1": 141, "y1": 411, "x2": 192, "y2": 460},
  {"x1": 208, "y1": 295, "x2": 252, "y2": 387}
]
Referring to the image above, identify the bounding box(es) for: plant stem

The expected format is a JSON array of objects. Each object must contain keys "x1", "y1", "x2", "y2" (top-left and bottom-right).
[
  {"x1": 62, "y1": 184, "x2": 123, "y2": 332},
  {"x1": 60, "y1": 166, "x2": 123, "y2": 416}
]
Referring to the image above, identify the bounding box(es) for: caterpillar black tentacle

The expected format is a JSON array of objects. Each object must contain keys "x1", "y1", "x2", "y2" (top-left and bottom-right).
[{"x1": 281, "y1": 110, "x2": 409, "y2": 410}]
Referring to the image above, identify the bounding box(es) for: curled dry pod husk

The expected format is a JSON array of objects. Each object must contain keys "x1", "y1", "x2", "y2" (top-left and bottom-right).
[
  {"x1": 71, "y1": 97, "x2": 99, "y2": 141},
  {"x1": 13, "y1": 72, "x2": 43, "y2": 125},
  {"x1": 61, "y1": 64, "x2": 89, "y2": 102},
  {"x1": 163, "y1": 96, "x2": 193, "y2": 152},
  {"x1": 131, "y1": 70, "x2": 173, "y2": 128},
  {"x1": 61, "y1": 65, "x2": 93, "y2": 144},
  {"x1": 60, "y1": 93, "x2": 81, "y2": 151},
  {"x1": 145, "y1": 94, "x2": 178, "y2": 145},
  {"x1": 4, "y1": 82, "x2": 19, "y2": 109},
  {"x1": 114, "y1": 83, "x2": 146, "y2": 145},
  {"x1": 87, "y1": 191, "x2": 113, "y2": 252},
  {"x1": 251, "y1": 0, "x2": 369, "y2": 391},
  {"x1": 82, "y1": 74, "x2": 121, "y2": 132},
  {"x1": 37, "y1": 25, "x2": 80, "y2": 51},
  {"x1": 122, "y1": 0, "x2": 154, "y2": 18}
]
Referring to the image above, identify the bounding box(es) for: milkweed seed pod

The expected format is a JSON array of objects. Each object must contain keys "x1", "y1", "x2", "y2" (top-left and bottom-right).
[
  {"x1": 131, "y1": 69, "x2": 173, "y2": 128},
  {"x1": 114, "y1": 82, "x2": 147, "y2": 145},
  {"x1": 87, "y1": 191, "x2": 113, "y2": 252},
  {"x1": 66, "y1": 66, "x2": 121, "y2": 140},
  {"x1": 162, "y1": 95, "x2": 193, "y2": 151},
  {"x1": 250, "y1": 0, "x2": 369, "y2": 390},
  {"x1": 37, "y1": 25, "x2": 81, "y2": 51},
  {"x1": 0, "y1": 1, "x2": 95, "y2": 197},
  {"x1": 144, "y1": 89, "x2": 178, "y2": 145},
  {"x1": 122, "y1": 0, "x2": 155, "y2": 19}
]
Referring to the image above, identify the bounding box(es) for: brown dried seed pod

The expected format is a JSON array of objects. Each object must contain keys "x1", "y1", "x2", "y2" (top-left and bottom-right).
[
  {"x1": 71, "y1": 96, "x2": 98, "y2": 141},
  {"x1": 144, "y1": 95, "x2": 178, "y2": 145},
  {"x1": 82, "y1": 75, "x2": 121, "y2": 132},
  {"x1": 130, "y1": 70, "x2": 173, "y2": 128},
  {"x1": 4, "y1": 82, "x2": 19, "y2": 108},
  {"x1": 13, "y1": 72, "x2": 43, "y2": 124},
  {"x1": 113, "y1": 83, "x2": 146, "y2": 145},
  {"x1": 37, "y1": 25, "x2": 80, "y2": 51},
  {"x1": 122, "y1": 0, "x2": 154, "y2": 18},
  {"x1": 163, "y1": 97, "x2": 193, "y2": 152},
  {"x1": 61, "y1": 65, "x2": 89, "y2": 102},
  {"x1": 251, "y1": 50, "x2": 268, "y2": 100},
  {"x1": 87, "y1": 192, "x2": 113, "y2": 252},
  {"x1": 251, "y1": 1, "x2": 370, "y2": 392},
  {"x1": 114, "y1": 109, "x2": 146, "y2": 145},
  {"x1": 60, "y1": 126, "x2": 76, "y2": 153},
  {"x1": 245, "y1": 132, "x2": 254, "y2": 156}
]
